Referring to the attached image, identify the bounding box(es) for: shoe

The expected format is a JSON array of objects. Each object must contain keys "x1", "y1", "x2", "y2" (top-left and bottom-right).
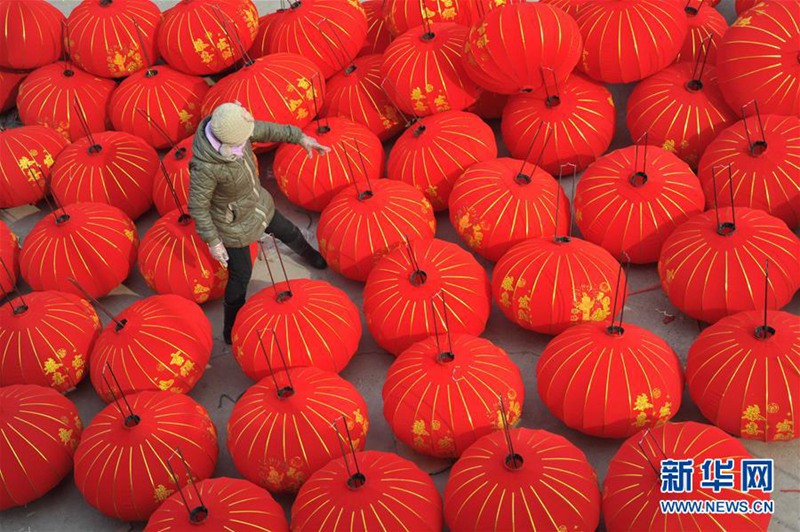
[
  {"x1": 223, "y1": 303, "x2": 242, "y2": 345},
  {"x1": 287, "y1": 234, "x2": 328, "y2": 270}
]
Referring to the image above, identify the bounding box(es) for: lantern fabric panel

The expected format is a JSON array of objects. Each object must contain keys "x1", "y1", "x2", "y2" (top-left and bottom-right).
[
  {"x1": 538, "y1": 321, "x2": 683, "y2": 438},
  {"x1": 717, "y1": 1, "x2": 800, "y2": 117},
  {"x1": 109, "y1": 66, "x2": 210, "y2": 149},
  {"x1": 363, "y1": 238, "x2": 492, "y2": 355},
  {"x1": 66, "y1": 0, "x2": 162, "y2": 79},
  {"x1": 501, "y1": 72, "x2": 616, "y2": 175},
  {"x1": 463, "y1": 2, "x2": 583, "y2": 94},
  {"x1": 248, "y1": 10, "x2": 284, "y2": 59},
  {"x1": 0, "y1": 290, "x2": 101, "y2": 391},
  {"x1": 0, "y1": 0, "x2": 64, "y2": 70},
  {"x1": 267, "y1": 0, "x2": 368, "y2": 79},
  {"x1": 318, "y1": 179, "x2": 436, "y2": 282},
  {"x1": 383, "y1": 333, "x2": 525, "y2": 458},
  {"x1": 227, "y1": 366, "x2": 369, "y2": 494},
  {"x1": 274, "y1": 117, "x2": 384, "y2": 211},
  {"x1": 574, "y1": 145, "x2": 706, "y2": 264},
  {"x1": 493, "y1": 236, "x2": 625, "y2": 335},
  {"x1": 322, "y1": 54, "x2": 405, "y2": 141},
  {"x1": 445, "y1": 428, "x2": 601, "y2": 531},
  {"x1": 232, "y1": 278, "x2": 361, "y2": 379},
  {"x1": 449, "y1": 157, "x2": 571, "y2": 262},
  {"x1": 627, "y1": 62, "x2": 737, "y2": 168},
  {"x1": 292, "y1": 450, "x2": 443, "y2": 532},
  {"x1": 381, "y1": 22, "x2": 481, "y2": 116},
  {"x1": 0, "y1": 220, "x2": 19, "y2": 297},
  {"x1": 0, "y1": 69, "x2": 27, "y2": 113},
  {"x1": 50, "y1": 130, "x2": 159, "y2": 220},
  {"x1": 658, "y1": 207, "x2": 800, "y2": 323},
  {"x1": 158, "y1": 0, "x2": 259, "y2": 76},
  {"x1": 360, "y1": 0, "x2": 392, "y2": 56},
  {"x1": 387, "y1": 110, "x2": 497, "y2": 211},
  {"x1": 675, "y1": 1, "x2": 728, "y2": 65},
  {"x1": 73, "y1": 391, "x2": 219, "y2": 522},
  {"x1": 697, "y1": 114, "x2": 800, "y2": 228},
  {"x1": 686, "y1": 310, "x2": 799, "y2": 441},
  {"x1": 89, "y1": 294, "x2": 212, "y2": 401},
  {"x1": 0, "y1": 385, "x2": 82, "y2": 510},
  {"x1": 19, "y1": 202, "x2": 139, "y2": 299},
  {"x1": 200, "y1": 53, "x2": 325, "y2": 151},
  {"x1": 576, "y1": 0, "x2": 688, "y2": 84},
  {"x1": 17, "y1": 62, "x2": 116, "y2": 141},
  {"x1": 0, "y1": 125, "x2": 69, "y2": 208}
]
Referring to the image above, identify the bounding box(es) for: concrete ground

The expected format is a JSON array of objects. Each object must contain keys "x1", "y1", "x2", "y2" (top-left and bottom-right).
[{"x1": 2, "y1": 1, "x2": 799, "y2": 531}]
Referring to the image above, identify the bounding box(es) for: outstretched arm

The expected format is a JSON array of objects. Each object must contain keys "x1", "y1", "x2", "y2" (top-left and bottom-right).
[{"x1": 251, "y1": 120, "x2": 331, "y2": 159}]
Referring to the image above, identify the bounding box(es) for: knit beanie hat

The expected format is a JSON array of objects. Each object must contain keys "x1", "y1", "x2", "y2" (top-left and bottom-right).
[{"x1": 210, "y1": 102, "x2": 255, "y2": 147}]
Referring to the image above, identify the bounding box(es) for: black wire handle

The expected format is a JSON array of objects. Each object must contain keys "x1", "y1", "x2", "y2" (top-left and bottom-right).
[
  {"x1": 316, "y1": 17, "x2": 353, "y2": 73},
  {"x1": 66, "y1": 277, "x2": 127, "y2": 330},
  {"x1": 429, "y1": 290, "x2": 454, "y2": 362},
  {"x1": 332, "y1": 415, "x2": 365, "y2": 489},
  {"x1": 257, "y1": 234, "x2": 293, "y2": 302},
  {"x1": 741, "y1": 100, "x2": 767, "y2": 156},
  {"x1": 637, "y1": 427, "x2": 669, "y2": 480},
  {"x1": 256, "y1": 328, "x2": 296, "y2": 398},
  {"x1": 72, "y1": 97, "x2": 99, "y2": 149},
  {"x1": 517, "y1": 121, "x2": 552, "y2": 185},
  {"x1": 540, "y1": 66, "x2": 561, "y2": 107},
  {"x1": 498, "y1": 394, "x2": 522, "y2": 470},
  {"x1": 0, "y1": 256, "x2": 27, "y2": 313},
  {"x1": 135, "y1": 107, "x2": 177, "y2": 151},
  {"x1": 689, "y1": 34, "x2": 713, "y2": 89},
  {"x1": 166, "y1": 447, "x2": 209, "y2": 525},
  {"x1": 210, "y1": 3, "x2": 254, "y2": 67},
  {"x1": 553, "y1": 162, "x2": 575, "y2": 241},
  {"x1": 101, "y1": 362, "x2": 139, "y2": 427},
  {"x1": 130, "y1": 18, "x2": 155, "y2": 74},
  {"x1": 157, "y1": 158, "x2": 188, "y2": 219}
]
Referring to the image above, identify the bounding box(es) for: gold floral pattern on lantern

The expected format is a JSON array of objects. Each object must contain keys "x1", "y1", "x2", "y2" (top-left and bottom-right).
[
  {"x1": 631, "y1": 391, "x2": 672, "y2": 429},
  {"x1": 775, "y1": 419, "x2": 794, "y2": 440},
  {"x1": 153, "y1": 484, "x2": 174, "y2": 503},
  {"x1": 456, "y1": 209, "x2": 491, "y2": 250},
  {"x1": 570, "y1": 281, "x2": 612, "y2": 323},
  {"x1": 107, "y1": 46, "x2": 144, "y2": 76}
]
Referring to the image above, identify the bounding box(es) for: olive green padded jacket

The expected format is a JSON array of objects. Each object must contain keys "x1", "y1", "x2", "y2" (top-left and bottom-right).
[{"x1": 187, "y1": 117, "x2": 303, "y2": 248}]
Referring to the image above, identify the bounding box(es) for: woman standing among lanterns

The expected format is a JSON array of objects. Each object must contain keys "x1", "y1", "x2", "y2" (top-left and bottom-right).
[{"x1": 188, "y1": 102, "x2": 330, "y2": 344}]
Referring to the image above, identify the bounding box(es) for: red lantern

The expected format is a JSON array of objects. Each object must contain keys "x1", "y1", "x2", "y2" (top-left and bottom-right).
[
  {"x1": 675, "y1": 1, "x2": 728, "y2": 64},
  {"x1": 322, "y1": 54, "x2": 405, "y2": 141},
  {"x1": 51, "y1": 130, "x2": 159, "y2": 220},
  {"x1": 501, "y1": 72, "x2": 615, "y2": 175},
  {"x1": 153, "y1": 136, "x2": 193, "y2": 216},
  {"x1": 539, "y1": 0, "x2": 588, "y2": 19},
  {"x1": 318, "y1": 179, "x2": 436, "y2": 281},
  {"x1": 274, "y1": 117, "x2": 384, "y2": 211},
  {"x1": 248, "y1": 10, "x2": 284, "y2": 59},
  {"x1": 493, "y1": 236, "x2": 624, "y2": 335},
  {"x1": 0, "y1": 0, "x2": 64, "y2": 70},
  {"x1": 387, "y1": 110, "x2": 497, "y2": 210},
  {"x1": 449, "y1": 157, "x2": 570, "y2": 262},
  {"x1": 658, "y1": 207, "x2": 800, "y2": 323},
  {"x1": 0, "y1": 290, "x2": 100, "y2": 391},
  {"x1": 381, "y1": 22, "x2": 481, "y2": 116},
  {"x1": 66, "y1": 0, "x2": 161, "y2": 79},
  {"x1": 464, "y1": 2, "x2": 582, "y2": 94},
  {"x1": 20, "y1": 203, "x2": 138, "y2": 299},
  {"x1": 687, "y1": 309, "x2": 800, "y2": 441},
  {"x1": 736, "y1": 0, "x2": 759, "y2": 14},
  {"x1": 538, "y1": 321, "x2": 683, "y2": 438},
  {"x1": 384, "y1": 333, "x2": 524, "y2": 457},
  {"x1": 717, "y1": 1, "x2": 800, "y2": 117},
  {"x1": 90, "y1": 294, "x2": 212, "y2": 401},
  {"x1": 139, "y1": 209, "x2": 228, "y2": 303},
  {"x1": 74, "y1": 391, "x2": 219, "y2": 522},
  {"x1": 383, "y1": 0, "x2": 476, "y2": 36},
  {"x1": 697, "y1": 114, "x2": 800, "y2": 228},
  {"x1": 145, "y1": 477, "x2": 289, "y2": 532},
  {"x1": 227, "y1": 365, "x2": 369, "y2": 494},
  {"x1": 268, "y1": 0, "x2": 368, "y2": 79},
  {"x1": 17, "y1": 62, "x2": 116, "y2": 141},
  {"x1": 363, "y1": 238, "x2": 491, "y2": 355},
  {"x1": 0, "y1": 220, "x2": 18, "y2": 297},
  {"x1": 603, "y1": 422, "x2": 772, "y2": 532},
  {"x1": 0, "y1": 125, "x2": 68, "y2": 208},
  {"x1": 292, "y1": 450, "x2": 443, "y2": 531},
  {"x1": 576, "y1": 0, "x2": 687, "y2": 84},
  {"x1": 109, "y1": 66, "x2": 210, "y2": 149},
  {"x1": 159, "y1": 0, "x2": 258, "y2": 76},
  {"x1": 232, "y1": 278, "x2": 361, "y2": 379},
  {"x1": 627, "y1": 62, "x2": 736, "y2": 168},
  {"x1": 445, "y1": 428, "x2": 601, "y2": 531},
  {"x1": 0, "y1": 385, "x2": 82, "y2": 510},
  {"x1": 574, "y1": 145, "x2": 706, "y2": 264},
  {"x1": 0, "y1": 68, "x2": 27, "y2": 113},
  {"x1": 360, "y1": 0, "x2": 392, "y2": 56},
  {"x1": 201, "y1": 53, "x2": 325, "y2": 152}
]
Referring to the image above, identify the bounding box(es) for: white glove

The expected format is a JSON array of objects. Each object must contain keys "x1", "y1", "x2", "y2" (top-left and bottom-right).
[
  {"x1": 209, "y1": 242, "x2": 229, "y2": 265},
  {"x1": 299, "y1": 134, "x2": 331, "y2": 159}
]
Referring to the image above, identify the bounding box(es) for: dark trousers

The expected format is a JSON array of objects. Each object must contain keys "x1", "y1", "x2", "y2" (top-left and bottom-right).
[{"x1": 224, "y1": 209, "x2": 302, "y2": 309}]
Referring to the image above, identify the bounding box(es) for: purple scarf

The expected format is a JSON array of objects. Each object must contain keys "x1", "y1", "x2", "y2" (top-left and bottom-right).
[{"x1": 205, "y1": 121, "x2": 245, "y2": 157}]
